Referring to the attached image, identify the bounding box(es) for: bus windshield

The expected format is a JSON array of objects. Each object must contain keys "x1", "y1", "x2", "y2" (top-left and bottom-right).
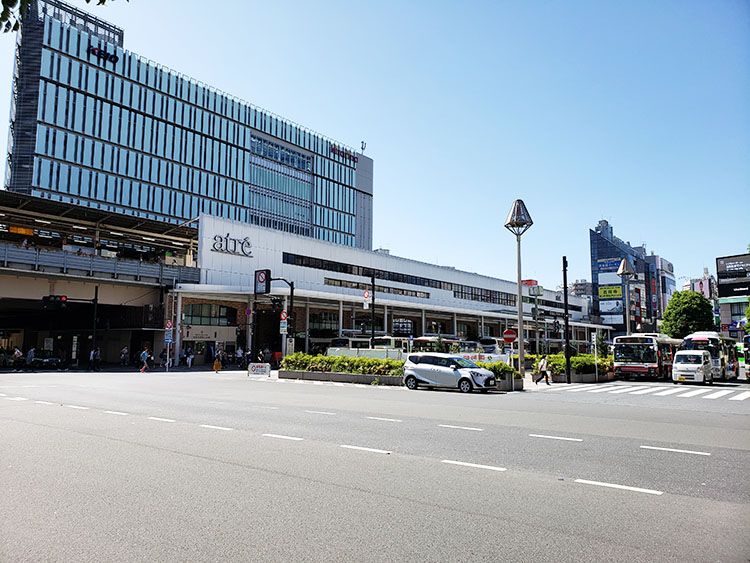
[
  {"x1": 683, "y1": 338, "x2": 719, "y2": 358},
  {"x1": 614, "y1": 344, "x2": 656, "y2": 363}
]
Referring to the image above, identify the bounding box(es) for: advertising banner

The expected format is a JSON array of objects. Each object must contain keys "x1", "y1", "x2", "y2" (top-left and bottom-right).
[
  {"x1": 600, "y1": 314, "x2": 624, "y2": 326},
  {"x1": 716, "y1": 254, "x2": 750, "y2": 297},
  {"x1": 597, "y1": 258, "x2": 622, "y2": 272},
  {"x1": 597, "y1": 272, "x2": 621, "y2": 285},
  {"x1": 598, "y1": 285, "x2": 623, "y2": 299},
  {"x1": 600, "y1": 300, "x2": 624, "y2": 313}
]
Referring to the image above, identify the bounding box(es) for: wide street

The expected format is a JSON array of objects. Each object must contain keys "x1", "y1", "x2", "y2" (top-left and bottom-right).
[{"x1": 1, "y1": 370, "x2": 748, "y2": 562}]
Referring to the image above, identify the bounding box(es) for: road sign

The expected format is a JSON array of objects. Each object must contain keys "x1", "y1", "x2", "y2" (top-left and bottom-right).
[
  {"x1": 363, "y1": 289, "x2": 370, "y2": 300},
  {"x1": 502, "y1": 329, "x2": 517, "y2": 343},
  {"x1": 279, "y1": 320, "x2": 288, "y2": 334},
  {"x1": 248, "y1": 363, "x2": 271, "y2": 376},
  {"x1": 164, "y1": 328, "x2": 174, "y2": 344},
  {"x1": 280, "y1": 310, "x2": 288, "y2": 321},
  {"x1": 165, "y1": 320, "x2": 173, "y2": 330},
  {"x1": 254, "y1": 269, "x2": 271, "y2": 295}
]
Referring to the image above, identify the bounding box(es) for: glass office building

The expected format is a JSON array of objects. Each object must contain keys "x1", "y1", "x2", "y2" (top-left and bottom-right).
[{"x1": 6, "y1": 0, "x2": 374, "y2": 249}]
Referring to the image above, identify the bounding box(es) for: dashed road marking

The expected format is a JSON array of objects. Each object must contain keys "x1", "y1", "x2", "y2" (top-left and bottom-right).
[
  {"x1": 441, "y1": 460, "x2": 507, "y2": 472},
  {"x1": 438, "y1": 424, "x2": 483, "y2": 432},
  {"x1": 5, "y1": 397, "x2": 28, "y2": 401},
  {"x1": 367, "y1": 416, "x2": 403, "y2": 423},
  {"x1": 305, "y1": 410, "x2": 336, "y2": 416},
  {"x1": 199, "y1": 424, "x2": 233, "y2": 431},
  {"x1": 340, "y1": 444, "x2": 391, "y2": 454},
  {"x1": 574, "y1": 479, "x2": 663, "y2": 496},
  {"x1": 263, "y1": 433, "x2": 304, "y2": 441},
  {"x1": 148, "y1": 416, "x2": 175, "y2": 423},
  {"x1": 104, "y1": 410, "x2": 129, "y2": 416},
  {"x1": 640, "y1": 445, "x2": 711, "y2": 456},
  {"x1": 529, "y1": 433, "x2": 583, "y2": 442},
  {"x1": 35, "y1": 400, "x2": 55, "y2": 405},
  {"x1": 66, "y1": 405, "x2": 89, "y2": 410}
]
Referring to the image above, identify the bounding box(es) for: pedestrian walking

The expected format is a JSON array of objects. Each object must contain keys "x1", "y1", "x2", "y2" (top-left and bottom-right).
[
  {"x1": 212, "y1": 351, "x2": 222, "y2": 373},
  {"x1": 25, "y1": 347, "x2": 36, "y2": 372},
  {"x1": 186, "y1": 347, "x2": 194, "y2": 368},
  {"x1": 88, "y1": 348, "x2": 96, "y2": 371},
  {"x1": 534, "y1": 354, "x2": 551, "y2": 385},
  {"x1": 120, "y1": 346, "x2": 129, "y2": 367},
  {"x1": 12, "y1": 347, "x2": 23, "y2": 371},
  {"x1": 93, "y1": 347, "x2": 101, "y2": 371},
  {"x1": 139, "y1": 346, "x2": 150, "y2": 373}
]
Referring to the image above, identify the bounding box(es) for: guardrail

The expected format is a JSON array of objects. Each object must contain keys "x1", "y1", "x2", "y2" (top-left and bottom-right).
[{"x1": 0, "y1": 242, "x2": 200, "y2": 286}]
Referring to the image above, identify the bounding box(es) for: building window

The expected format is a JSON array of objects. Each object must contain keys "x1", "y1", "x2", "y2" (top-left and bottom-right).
[{"x1": 183, "y1": 303, "x2": 237, "y2": 326}]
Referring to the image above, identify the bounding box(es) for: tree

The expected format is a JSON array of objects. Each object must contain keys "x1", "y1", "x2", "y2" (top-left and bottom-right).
[
  {"x1": 661, "y1": 290, "x2": 715, "y2": 339},
  {"x1": 2, "y1": 0, "x2": 126, "y2": 33}
]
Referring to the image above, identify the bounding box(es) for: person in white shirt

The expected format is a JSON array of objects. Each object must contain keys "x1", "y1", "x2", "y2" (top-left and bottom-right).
[{"x1": 534, "y1": 354, "x2": 551, "y2": 385}]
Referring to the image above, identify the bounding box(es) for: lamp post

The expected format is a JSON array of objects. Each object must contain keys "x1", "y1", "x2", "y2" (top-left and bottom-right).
[
  {"x1": 505, "y1": 200, "x2": 533, "y2": 390},
  {"x1": 617, "y1": 258, "x2": 635, "y2": 336}
]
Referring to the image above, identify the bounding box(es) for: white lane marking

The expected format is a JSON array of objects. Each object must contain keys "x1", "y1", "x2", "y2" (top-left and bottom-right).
[
  {"x1": 104, "y1": 410, "x2": 129, "y2": 416},
  {"x1": 729, "y1": 391, "x2": 750, "y2": 401},
  {"x1": 263, "y1": 433, "x2": 304, "y2": 441},
  {"x1": 367, "y1": 416, "x2": 403, "y2": 423},
  {"x1": 438, "y1": 424, "x2": 483, "y2": 432},
  {"x1": 340, "y1": 444, "x2": 391, "y2": 454},
  {"x1": 0, "y1": 393, "x2": 6, "y2": 396},
  {"x1": 441, "y1": 459, "x2": 507, "y2": 472},
  {"x1": 257, "y1": 406, "x2": 279, "y2": 410},
  {"x1": 6, "y1": 397, "x2": 29, "y2": 401},
  {"x1": 608, "y1": 385, "x2": 650, "y2": 394},
  {"x1": 305, "y1": 410, "x2": 336, "y2": 416},
  {"x1": 563, "y1": 384, "x2": 598, "y2": 392},
  {"x1": 574, "y1": 479, "x2": 663, "y2": 496},
  {"x1": 652, "y1": 387, "x2": 686, "y2": 396},
  {"x1": 333, "y1": 382, "x2": 345, "y2": 387},
  {"x1": 676, "y1": 388, "x2": 713, "y2": 398},
  {"x1": 629, "y1": 387, "x2": 670, "y2": 395},
  {"x1": 199, "y1": 424, "x2": 233, "y2": 431},
  {"x1": 35, "y1": 400, "x2": 55, "y2": 405},
  {"x1": 148, "y1": 416, "x2": 176, "y2": 423},
  {"x1": 702, "y1": 389, "x2": 735, "y2": 400},
  {"x1": 66, "y1": 405, "x2": 89, "y2": 410},
  {"x1": 313, "y1": 381, "x2": 325, "y2": 385},
  {"x1": 586, "y1": 385, "x2": 623, "y2": 393},
  {"x1": 640, "y1": 445, "x2": 711, "y2": 456},
  {"x1": 529, "y1": 433, "x2": 583, "y2": 442}
]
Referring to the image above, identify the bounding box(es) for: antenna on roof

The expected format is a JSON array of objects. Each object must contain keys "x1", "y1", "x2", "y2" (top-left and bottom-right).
[{"x1": 361, "y1": 141, "x2": 366, "y2": 153}]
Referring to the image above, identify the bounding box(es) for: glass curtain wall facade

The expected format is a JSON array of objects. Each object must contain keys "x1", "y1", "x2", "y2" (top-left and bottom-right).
[{"x1": 7, "y1": 0, "x2": 373, "y2": 249}]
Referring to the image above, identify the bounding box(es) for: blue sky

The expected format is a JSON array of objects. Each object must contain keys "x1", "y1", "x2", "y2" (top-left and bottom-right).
[{"x1": 0, "y1": 0, "x2": 747, "y2": 289}]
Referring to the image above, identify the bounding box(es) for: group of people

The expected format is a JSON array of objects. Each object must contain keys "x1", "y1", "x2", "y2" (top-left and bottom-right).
[{"x1": 1, "y1": 346, "x2": 37, "y2": 371}]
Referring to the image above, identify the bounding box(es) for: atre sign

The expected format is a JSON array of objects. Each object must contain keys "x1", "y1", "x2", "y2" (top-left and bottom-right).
[{"x1": 211, "y1": 233, "x2": 253, "y2": 257}]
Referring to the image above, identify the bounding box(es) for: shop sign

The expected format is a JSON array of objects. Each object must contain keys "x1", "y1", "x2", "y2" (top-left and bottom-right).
[
  {"x1": 598, "y1": 285, "x2": 623, "y2": 299},
  {"x1": 88, "y1": 45, "x2": 119, "y2": 64},
  {"x1": 211, "y1": 233, "x2": 253, "y2": 257},
  {"x1": 330, "y1": 145, "x2": 359, "y2": 163},
  {"x1": 248, "y1": 363, "x2": 271, "y2": 376}
]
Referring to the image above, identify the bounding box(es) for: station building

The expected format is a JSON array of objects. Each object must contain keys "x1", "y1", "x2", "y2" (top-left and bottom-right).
[{"x1": 0, "y1": 1, "x2": 613, "y2": 367}]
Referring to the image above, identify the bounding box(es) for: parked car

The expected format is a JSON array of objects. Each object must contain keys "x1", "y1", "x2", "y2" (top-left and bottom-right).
[
  {"x1": 402, "y1": 352, "x2": 496, "y2": 393},
  {"x1": 672, "y1": 350, "x2": 713, "y2": 385},
  {"x1": 29, "y1": 350, "x2": 63, "y2": 370}
]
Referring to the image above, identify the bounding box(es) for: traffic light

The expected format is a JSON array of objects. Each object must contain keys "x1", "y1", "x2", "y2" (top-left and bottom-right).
[
  {"x1": 553, "y1": 320, "x2": 561, "y2": 333},
  {"x1": 42, "y1": 295, "x2": 68, "y2": 310}
]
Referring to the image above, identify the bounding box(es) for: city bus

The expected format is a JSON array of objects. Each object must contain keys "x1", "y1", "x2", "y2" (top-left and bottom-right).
[
  {"x1": 681, "y1": 332, "x2": 738, "y2": 380},
  {"x1": 371, "y1": 336, "x2": 410, "y2": 352},
  {"x1": 612, "y1": 333, "x2": 682, "y2": 380}
]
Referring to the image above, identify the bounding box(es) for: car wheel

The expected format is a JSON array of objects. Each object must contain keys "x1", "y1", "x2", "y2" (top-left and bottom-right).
[
  {"x1": 405, "y1": 375, "x2": 418, "y2": 390},
  {"x1": 458, "y1": 378, "x2": 473, "y2": 393}
]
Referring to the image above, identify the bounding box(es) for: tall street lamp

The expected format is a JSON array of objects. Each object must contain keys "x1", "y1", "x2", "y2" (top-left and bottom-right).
[
  {"x1": 505, "y1": 199, "x2": 533, "y2": 389},
  {"x1": 617, "y1": 257, "x2": 635, "y2": 336}
]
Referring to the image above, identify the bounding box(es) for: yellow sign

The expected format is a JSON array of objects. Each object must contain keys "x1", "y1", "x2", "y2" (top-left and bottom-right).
[{"x1": 599, "y1": 285, "x2": 623, "y2": 299}]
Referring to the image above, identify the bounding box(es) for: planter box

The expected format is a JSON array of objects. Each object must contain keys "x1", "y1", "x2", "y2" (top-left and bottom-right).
[
  {"x1": 496, "y1": 377, "x2": 524, "y2": 392},
  {"x1": 279, "y1": 370, "x2": 403, "y2": 386}
]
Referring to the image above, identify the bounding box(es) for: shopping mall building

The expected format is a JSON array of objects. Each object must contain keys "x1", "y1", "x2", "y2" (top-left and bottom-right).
[{"x1": 0, "y1": 1, "x2": 612, "y2": 366}]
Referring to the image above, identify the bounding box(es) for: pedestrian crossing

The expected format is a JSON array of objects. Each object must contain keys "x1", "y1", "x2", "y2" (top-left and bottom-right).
[{"x1": 544, "y1": 382, "x2": 750, "y2": 402}]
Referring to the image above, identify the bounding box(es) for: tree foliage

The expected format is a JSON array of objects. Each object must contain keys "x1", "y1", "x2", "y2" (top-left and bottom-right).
[
  {"x1": 2, "y1": 0, "x2": 126, "y2": 33},
  {"x1": 661, "y1": 290, "x2": 715, "y2": 339}
]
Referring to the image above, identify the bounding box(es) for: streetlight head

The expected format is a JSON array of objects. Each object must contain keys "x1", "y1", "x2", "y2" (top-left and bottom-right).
[
  {"x1": 617, "y1": 257, "x2": 635, "y2": 279},
  {"x1": 504, "y1": 199, "x2": 533, "y2": 236}
]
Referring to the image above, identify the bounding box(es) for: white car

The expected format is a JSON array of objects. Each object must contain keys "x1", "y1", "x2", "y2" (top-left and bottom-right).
[
  {"x1": 402, "y1": 353, "x2": 496, "y2": 393},
  {"x1": 672, "y1": 350, "x2": 713, "y2": 385}
]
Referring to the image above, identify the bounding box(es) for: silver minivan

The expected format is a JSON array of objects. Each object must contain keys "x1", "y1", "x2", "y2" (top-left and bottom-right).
[
  {"x1": 672, "y1": 350, "x2": 713, "y2": 385},
  {"x1": 402, "y1": 353, "x2": 496, "y2": 393}
]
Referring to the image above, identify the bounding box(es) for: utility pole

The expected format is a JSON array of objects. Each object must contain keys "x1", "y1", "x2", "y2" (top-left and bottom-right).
[
  {"x1": 370, "y1": 273, "x2": 375, "y2": 347},
  {"x1": 563, "y1": 257, "x2": 571, "y2": 384},
  {"x1": 92, "y1": 285, "x2": 99, "y2": 351}
]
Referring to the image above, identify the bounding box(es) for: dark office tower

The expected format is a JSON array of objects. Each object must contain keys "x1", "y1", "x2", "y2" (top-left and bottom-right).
[{"x1": 7, "y1": 0, "x2": 373, "y2": 249}]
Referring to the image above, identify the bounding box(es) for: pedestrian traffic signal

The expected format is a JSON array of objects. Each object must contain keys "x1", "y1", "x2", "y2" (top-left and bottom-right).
[
  {"x1": 42, "y1": 295, "x2": 68, "y2": 310},
  {"x1": 553, "y1": 320, "x2": 561, "y2": 333}
]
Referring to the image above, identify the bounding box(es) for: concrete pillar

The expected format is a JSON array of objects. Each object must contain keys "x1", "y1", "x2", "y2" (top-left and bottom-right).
[
  {"x1": 452, "y1": 313, "x2": 458, "y2": 336},
  {"x1": 174, "y1": 292, "x2": 183, "y2": 362},
  {"x1": 383, "y1": 305, "x2": 388, "y2": 335},
  {"x1": 421, "y1": 310, "x2": 426, "y2": 336},
  {"x1": 338, "y1": 301, "x2": 344, "y2": 336},
  {"x1": 305, "y1": 302, "x2": 310, "y2": 353}
]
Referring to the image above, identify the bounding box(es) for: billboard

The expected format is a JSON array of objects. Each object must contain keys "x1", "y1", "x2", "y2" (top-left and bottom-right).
[
  {"x1": 598, "y1": 285, "x2": 623, "y2": 299},
  {"x1": 600, "y1": 300, "x2": 624, "y2": 313},
  {"x1": 690, "y1": 278, "x2": 712, "y2": 299},
  {"x1": 716, "y1": 253, "x2": 750, "y2": 298},
  {"x1": 597, "y1": 272, "x2": 621, "y2": 285},
  {"x1": 600, "y1": 314, "x2": 624, "y2": 326},
  {"x1": 596, "y1": 258, "x2": 621, "y2": 272}
]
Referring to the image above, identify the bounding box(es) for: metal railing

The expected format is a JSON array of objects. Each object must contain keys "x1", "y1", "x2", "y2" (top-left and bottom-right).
[{"x1": 0, "y1": 241, "x2": 200, "y2": 285}]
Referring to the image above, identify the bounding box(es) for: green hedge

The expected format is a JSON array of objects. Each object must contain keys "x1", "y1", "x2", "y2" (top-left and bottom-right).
[
  {"x1": 280, "y1": 353, "x2": 522, "y2": 380},
  {"x1": 280, "y1": 353, "x2": 404, "y2": 376}
]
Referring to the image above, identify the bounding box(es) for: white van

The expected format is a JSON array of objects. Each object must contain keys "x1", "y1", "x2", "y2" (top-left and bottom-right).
[{"x1": 672, "y1": 350, "x2": 713, "y2": 385}]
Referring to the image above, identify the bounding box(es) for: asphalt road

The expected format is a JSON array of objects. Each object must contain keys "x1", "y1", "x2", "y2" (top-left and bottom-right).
[{"x1": 1, "y1": 370, "x2": 748, "y2": 562}]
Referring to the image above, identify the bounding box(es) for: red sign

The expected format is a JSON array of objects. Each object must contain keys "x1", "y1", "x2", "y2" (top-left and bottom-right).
[
  {"x1": 280, "y1": 310, "x2": 288, "y2": 321},
  {"x1": 165, "y1": 320, "x2": 173, "y2": 330},
  {"x1": 503, "y1": 329, "x2": 517, "y2": 343},
  {"x1": 521, "y1": 279, "x2": 538, "y2": 287}
]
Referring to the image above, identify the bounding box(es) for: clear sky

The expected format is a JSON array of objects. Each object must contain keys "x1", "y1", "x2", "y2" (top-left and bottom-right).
[{"x1": 0, "y1": 0, "x2": 747, "y2": 289}]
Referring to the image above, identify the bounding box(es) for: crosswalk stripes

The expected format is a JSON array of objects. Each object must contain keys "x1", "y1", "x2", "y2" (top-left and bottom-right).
[{"x1": 546, "y1": 381, "x2": 750, "y2": 402}]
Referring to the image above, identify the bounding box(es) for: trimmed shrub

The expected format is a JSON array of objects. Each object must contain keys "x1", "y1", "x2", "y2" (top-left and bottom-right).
[
  {"x1": 477, "y1": 360, "x2": 522, "y2": 381},
  {"x1": 280, "y1": 353, "x2": 404, "y2": 376}
]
